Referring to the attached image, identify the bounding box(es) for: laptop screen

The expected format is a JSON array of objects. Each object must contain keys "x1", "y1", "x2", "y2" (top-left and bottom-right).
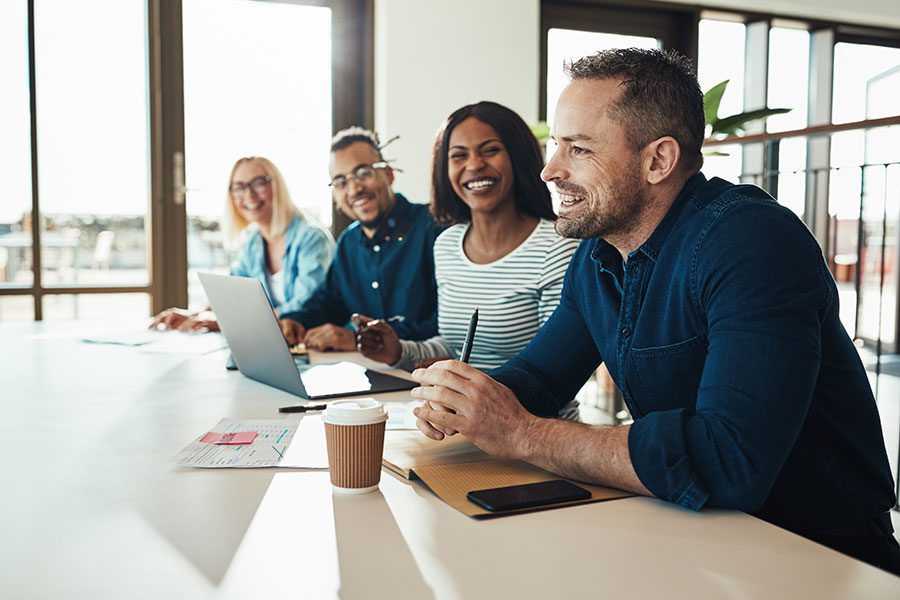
[{"x1": 300, "y1": 361, "x2": 416, "y2": 399}]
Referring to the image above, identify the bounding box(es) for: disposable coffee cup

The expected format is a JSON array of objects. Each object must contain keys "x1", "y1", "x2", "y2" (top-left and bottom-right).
[{"x1": 323, "y1": 398, "x2": 388, "y2": 494}]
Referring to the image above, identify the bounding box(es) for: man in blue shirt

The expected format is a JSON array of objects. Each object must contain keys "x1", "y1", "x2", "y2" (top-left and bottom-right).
[
  {"x1": 410, "y1": 49, "x2": 900, "y2": 574},
  {"x1": 279, "y1": 128, "x2": 440, "y2": 350}
]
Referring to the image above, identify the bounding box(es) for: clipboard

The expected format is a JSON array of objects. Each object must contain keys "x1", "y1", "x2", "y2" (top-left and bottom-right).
[{"x1": 382, "y1": 431, "x2": 633, "y2": 518}]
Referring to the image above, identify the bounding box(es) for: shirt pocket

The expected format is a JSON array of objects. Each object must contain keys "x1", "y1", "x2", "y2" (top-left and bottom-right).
[{"x1": 629, "y1": 335, "x2": 708, "y2": 414}]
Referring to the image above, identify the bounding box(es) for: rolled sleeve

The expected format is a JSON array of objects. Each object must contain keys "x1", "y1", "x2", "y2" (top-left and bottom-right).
[{"x1": 629, "y1": 409, "x2": 710, "y2": 510}]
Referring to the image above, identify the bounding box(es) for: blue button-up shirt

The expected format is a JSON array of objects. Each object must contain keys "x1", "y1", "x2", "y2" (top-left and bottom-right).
[
  {"x1": 229, "y1": 215, "x2": 334, "y2": 315},
  {"x1": 280, "y1": 194, "x2": 440, "y2": 340},
  {"x1": 491, "y1": 173, "x2": 896, "y2": 536}
]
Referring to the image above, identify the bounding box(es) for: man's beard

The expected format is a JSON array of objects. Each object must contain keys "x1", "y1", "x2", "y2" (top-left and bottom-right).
[
  {"x1": 555, "y1": 170, "x2": 645, "y2": 240},
  {"x1": 358, "y1": 209, "x2": 386, "y2": 231}
]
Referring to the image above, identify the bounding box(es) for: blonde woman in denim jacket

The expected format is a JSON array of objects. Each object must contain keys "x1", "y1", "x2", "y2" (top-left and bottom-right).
[{"x1": 150, "y1": 156, "x2": 334, "y2": 332}]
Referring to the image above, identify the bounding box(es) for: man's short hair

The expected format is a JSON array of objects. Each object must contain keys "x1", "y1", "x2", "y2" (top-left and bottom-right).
[
  {"x1": 330, "y1": 126, "x2": 385, "y2": 161},
  {"x1": 565, "y1": 48, "x2": 705, "y2": 173}
]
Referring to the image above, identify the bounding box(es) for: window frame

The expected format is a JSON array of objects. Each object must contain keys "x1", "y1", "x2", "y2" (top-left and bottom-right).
[{"x1": 0, "y1": 0, "x2": 374, "y2": 318}]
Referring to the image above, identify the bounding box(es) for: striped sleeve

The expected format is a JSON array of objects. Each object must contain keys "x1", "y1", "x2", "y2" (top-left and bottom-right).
[
  {"x1": 537, "y1": 235, "x2": 580, "y2": 324},
  {"x1": 394, "y1": 336, "x2": 455, "y2": 371}
]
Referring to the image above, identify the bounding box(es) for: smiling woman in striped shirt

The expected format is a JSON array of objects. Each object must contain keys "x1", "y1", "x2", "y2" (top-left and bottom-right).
[{"x1": 357, "y1": 101, "x2": 579, "y2": 380}]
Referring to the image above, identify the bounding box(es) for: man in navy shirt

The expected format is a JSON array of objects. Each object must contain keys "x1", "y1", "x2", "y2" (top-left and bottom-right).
[
  {"x1": 279, "y1": 127, "x2": 439, "y2": 350},
  {"x1": 410, "y1": 49, "x2": 900, "y2": 574}
]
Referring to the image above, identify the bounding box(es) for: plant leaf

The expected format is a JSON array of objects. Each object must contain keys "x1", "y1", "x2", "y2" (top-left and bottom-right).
[
  {"x1": 711, "y1": 108, "x2": 792, "y2": 136},
  {"x1": 703, "y1": 80, "x2": 729, "y2": 126},
  {"x1": 703, "y1": 150, "x2": 731, "y2": 157},
  {"x1": 530, "y1": 121, "x2": 550, "y2": 143}
]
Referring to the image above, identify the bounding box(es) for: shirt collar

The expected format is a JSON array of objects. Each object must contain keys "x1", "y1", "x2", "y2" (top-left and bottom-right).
[
  {"x1": 634, "y1": 172, "x2": 707, "y2": 262},
  {"x1": 589, "y1": 172, "x2": 707, "y2": 267},
  {"x1": 363, "y1": 193, "x2": 415, "y2": 246}
]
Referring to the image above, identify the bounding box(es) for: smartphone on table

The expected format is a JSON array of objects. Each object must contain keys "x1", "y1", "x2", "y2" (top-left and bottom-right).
[{"x1": 467, "y1": 479, "x2": 591, "y2": 512}]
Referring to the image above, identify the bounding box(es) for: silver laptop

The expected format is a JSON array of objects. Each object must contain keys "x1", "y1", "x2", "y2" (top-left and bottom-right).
[{"x1": 198, "y1": 272, "x2": 417, "y2": 400}]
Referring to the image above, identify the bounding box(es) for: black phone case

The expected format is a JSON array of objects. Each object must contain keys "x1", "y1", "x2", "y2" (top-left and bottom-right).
[{"x1": 466, "y1": 480, "x2": 591, "y2": 511}]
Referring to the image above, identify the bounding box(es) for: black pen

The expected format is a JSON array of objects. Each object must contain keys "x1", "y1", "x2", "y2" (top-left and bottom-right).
[
  {"x1": 278, "y1": 403, "x2": 328, "y2": 413},
  {"x1": 459, "y1": 308, "x2": 479, "y2": 363}
]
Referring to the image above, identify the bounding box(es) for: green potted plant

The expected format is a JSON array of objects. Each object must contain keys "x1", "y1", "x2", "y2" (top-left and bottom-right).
[{"x1": 703, "y1": 79, "x2": 791, "y2": 155}]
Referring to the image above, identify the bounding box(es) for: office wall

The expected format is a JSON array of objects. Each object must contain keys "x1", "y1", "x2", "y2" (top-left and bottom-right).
[
  {"x1": 374, "y1": 0, "x2": 540, "y2": 204},
  {"x1": 375, "y1": 0, "x2": 898, "y2": 203}
]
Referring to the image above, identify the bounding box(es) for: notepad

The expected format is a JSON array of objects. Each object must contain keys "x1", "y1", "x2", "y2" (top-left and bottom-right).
[{"x1": 382, "y1": 431, "x2": 633, "y2": 518}]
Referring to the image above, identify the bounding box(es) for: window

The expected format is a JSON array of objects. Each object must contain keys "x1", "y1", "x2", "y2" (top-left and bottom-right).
[
  {"x1": 0, "y1": 0, "x2": 34, "y2": 298},
  {"x1": 1, "y1": 0, "x2": 152, "y2": 321},
  {"x1": 831, "y1": 42, "x2": 900, "y2": 345},
  {"x1": 182, "y1": 0, "x2": 334, "y2": 308},
  {"x1": 35, "y1": 0, "x2": 151, "y2": 297},
  {"x1": 545, "y1": 29, "x2": 659, "y2": 125},
  {"x1": 767, "y1": 26, "x2": 810, "y2": 217},
  {"x1": 697, "y1": 18, "x2": 746, "y2": 182},
  {"x1": 2, "y1": 0, "x2": 370, "y2": 320}
]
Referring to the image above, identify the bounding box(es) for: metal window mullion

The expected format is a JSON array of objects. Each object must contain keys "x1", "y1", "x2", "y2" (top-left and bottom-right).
[
  {"x1": 805, "y1": 28, "x2": 835, "y2": 248},
  {"x1": 147, "y1": 0, "x2": 187, "y2": 314},
  {"x1": 27, "y1": 0, "x2": 42, "y2": 320},
  {"x1": 741, "y1": 20, "x2": 770, "y2": 188}
]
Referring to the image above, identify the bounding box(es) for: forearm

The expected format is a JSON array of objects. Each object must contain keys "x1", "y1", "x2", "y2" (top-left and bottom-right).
[
  {"x1": 517, "y1": 417, "x2": 651, "y2": 496},
  {"x1": 396, "y1": 337, "x2": 454, "y2": 370}
]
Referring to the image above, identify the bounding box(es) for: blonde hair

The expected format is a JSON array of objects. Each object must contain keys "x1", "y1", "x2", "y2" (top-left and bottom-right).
[{"x1": 222, "y1": 156, "x2": 300, "y2": 249}]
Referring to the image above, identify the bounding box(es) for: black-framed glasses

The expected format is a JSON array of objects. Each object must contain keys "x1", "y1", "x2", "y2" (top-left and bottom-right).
[
  {"x1": 230, "y1": 175, "x2": 272, "y2": 199},
  {"x1": 328, "y1": 162, "x2": 391, "y2": 191}
]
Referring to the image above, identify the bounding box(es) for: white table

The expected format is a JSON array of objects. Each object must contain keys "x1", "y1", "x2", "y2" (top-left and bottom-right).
[{"x1": 2, "y1": 321, "x2": 898, "y2": 598}]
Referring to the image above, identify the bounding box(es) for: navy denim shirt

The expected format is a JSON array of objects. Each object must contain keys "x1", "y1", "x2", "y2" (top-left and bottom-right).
[
  {"x1": 280, "y1": 194, "x2": 440, "y2": 340},
  {"x1": 491, "y1": 173, "x2": 896, "y2": 536}
]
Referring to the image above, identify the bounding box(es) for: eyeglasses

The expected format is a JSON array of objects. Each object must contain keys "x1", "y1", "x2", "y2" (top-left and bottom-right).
[
  {"x1": 230, "y1": 175, "x2": 272, "y2": 199},
  {"x1": 328, "y1": 162, "x2": 390, "y2": 191}
]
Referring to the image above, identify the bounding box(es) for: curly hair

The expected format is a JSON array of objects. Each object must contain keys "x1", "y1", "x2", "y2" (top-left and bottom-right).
[{"x1": 330, "y1": 126, "x2": 385, "y2": 161}]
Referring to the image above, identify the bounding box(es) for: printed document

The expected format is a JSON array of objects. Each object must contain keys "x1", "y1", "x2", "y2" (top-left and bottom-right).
[{"x1": 172, "y1": 418, "x2": 327, "y2": 468}]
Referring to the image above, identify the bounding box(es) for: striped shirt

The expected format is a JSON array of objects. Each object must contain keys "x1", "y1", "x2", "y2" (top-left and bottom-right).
[{"x1": 397, "y1": 218, "x2": 579, "y2": 370}]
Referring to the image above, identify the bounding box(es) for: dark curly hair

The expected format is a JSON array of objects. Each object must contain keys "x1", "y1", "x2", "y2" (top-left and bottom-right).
[
  {"x1": 565, "y1": 48, "x2": 705, "y2": 173},
  {"x1": 330, "y1": 126, "x2": 385, "y2": 161},
  {"x1": 430, "y1": 101, "x2": 554, "y2": 225}
]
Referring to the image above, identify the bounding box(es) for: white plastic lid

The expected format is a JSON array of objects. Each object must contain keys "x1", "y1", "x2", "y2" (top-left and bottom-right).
[{"x1": 322, "y1": 398, "x2": 388, "y2": 426}]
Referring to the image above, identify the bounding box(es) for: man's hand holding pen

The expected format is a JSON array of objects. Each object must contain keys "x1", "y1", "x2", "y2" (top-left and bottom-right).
[{"x1": 410, "y1": 361, "x2": 535, "y2": 460}]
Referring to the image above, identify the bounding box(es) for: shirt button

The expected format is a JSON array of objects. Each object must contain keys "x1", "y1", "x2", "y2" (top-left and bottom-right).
[
  {"x1": 371, "y1": 281, "x2": 380, "y2": 289},
  {"x1": 621, "y1": 328, "x2": 631, "y2": 337},
  {"x1": 373, "y1": 245, "x2": 381, "y2": 252}
]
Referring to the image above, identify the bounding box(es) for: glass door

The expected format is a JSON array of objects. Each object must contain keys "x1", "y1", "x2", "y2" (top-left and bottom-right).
[
  {"x1": 0, "y1": 0, "x2": 152, "y2": 321},
  {"x1": 181, "y1": 0, "x2": 334, "y2": 308},
  {"x1": 0, "y1": 0, "x2": 34, "y2": 320}
]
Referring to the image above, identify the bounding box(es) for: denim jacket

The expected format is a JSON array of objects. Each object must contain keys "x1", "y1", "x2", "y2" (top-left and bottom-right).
[
  {"x1": 230, "y1": 215, "x2": 335, "y2": 315},
  {"x1": 491, "y1": 173, "x2": 895, "y2": 537}
]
